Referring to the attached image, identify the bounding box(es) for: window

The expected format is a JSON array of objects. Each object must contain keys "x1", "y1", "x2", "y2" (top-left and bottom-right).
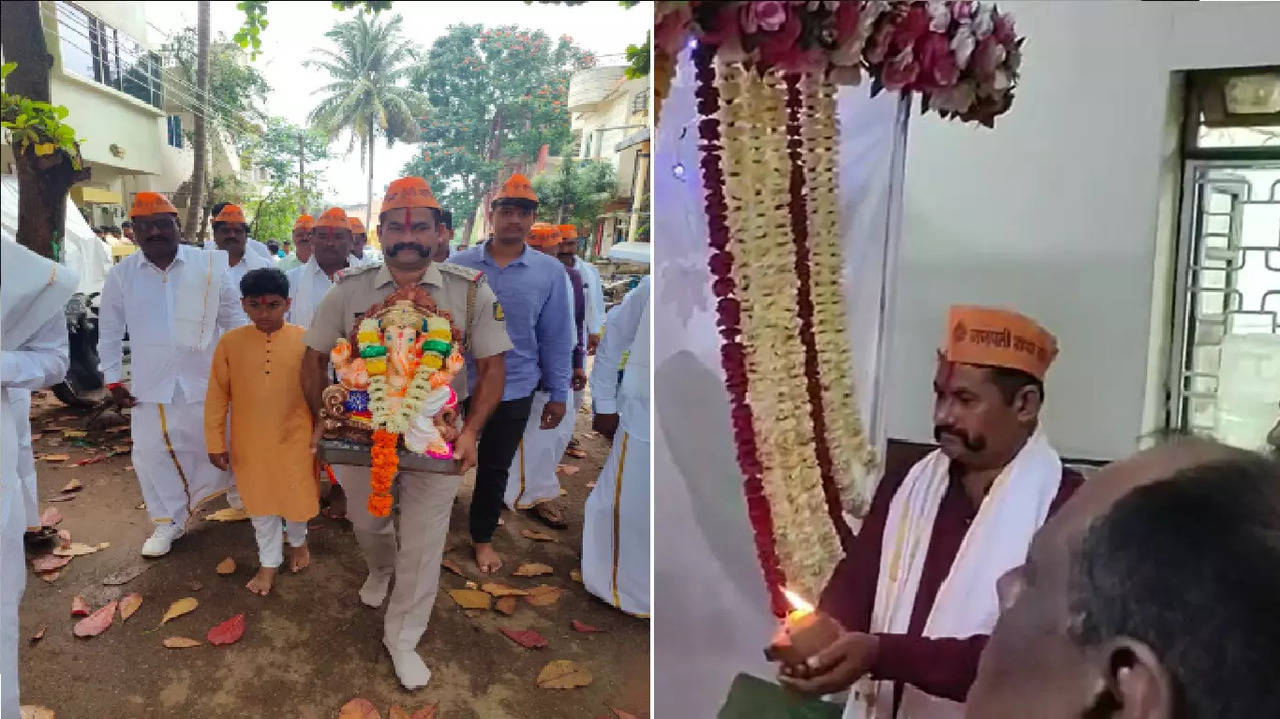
[
  {"x1": 631, "y1": 90, "x2": 648, "y2": 115},
  {"x1": 1167, "y1": 69, "x2": 1280, "y2": 451},
  {"x1": 166, "y1": 115, "x2": 183, "y2": 149},
  {"x1": 56, "y1": 2, "x2": 162, "y2": 108}
]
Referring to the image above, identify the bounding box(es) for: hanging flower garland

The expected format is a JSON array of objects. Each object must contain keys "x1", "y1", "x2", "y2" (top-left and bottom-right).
[
  {"x1": 679, "y1": 2, "x2": 1026, "y2": 615},
  {"x1": 656, "y1": 1, "x2": 1023, "y2": 128}
]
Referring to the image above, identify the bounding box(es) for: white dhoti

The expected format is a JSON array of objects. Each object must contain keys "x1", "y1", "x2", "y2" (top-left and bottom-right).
[
  {"x1": 2, "y1": 408, "x2": 28, "y2": 719},
  {"x1": 504, "y1": 391, "x2": 563, "y2": 510},
  {"x1": 582, "y1": 429, "x2": 651, "y2": 616},
  {"x1": 9, "y1": 390, "x2": 41, "y2": 530},
  {"x1": 131, "y1": 385, "x2": 232, "y2": 527}
]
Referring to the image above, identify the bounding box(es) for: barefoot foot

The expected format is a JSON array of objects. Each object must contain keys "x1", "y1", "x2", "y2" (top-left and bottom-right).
[
  {"x1": 246, "y1": 566, "x2": 277, "y2": 596},
  {"x1": 288, "y1": 544, "x2": 311, "y2": 573},
  {"x1": 474, "y1": 542, "x2": 502, "y2": 574}
]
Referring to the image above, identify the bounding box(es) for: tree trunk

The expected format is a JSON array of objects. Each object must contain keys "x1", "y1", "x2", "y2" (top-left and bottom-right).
[
  {"x1": 366, "y1": 115, "x2": 375, "y2": 227},
  {"x1": 184, "y1": 0, "x2": 211, "y2": 243},
  {"x1": 2, "y1": 1, "x2": 89, "y2": 260}
]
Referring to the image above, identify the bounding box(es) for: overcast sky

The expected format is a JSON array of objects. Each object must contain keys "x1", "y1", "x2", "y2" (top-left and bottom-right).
[{"x1": 145, "y1": 1, "x2": 648, "y2": 204}]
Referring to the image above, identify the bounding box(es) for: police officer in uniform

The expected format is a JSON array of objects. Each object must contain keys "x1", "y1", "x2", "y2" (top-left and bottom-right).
[{"x1": 301, "y1": 176, "x2": 512, "y2": 691}]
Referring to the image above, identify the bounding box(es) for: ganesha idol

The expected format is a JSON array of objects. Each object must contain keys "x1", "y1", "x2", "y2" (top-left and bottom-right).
[{"x1": 319, "y1": 286, "x2": 467, "y2": 467}]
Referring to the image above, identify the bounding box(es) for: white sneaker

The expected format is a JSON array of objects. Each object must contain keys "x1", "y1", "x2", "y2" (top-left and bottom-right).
[
  {"x1": 141, "y1": 523, "x2": 185, "y2": 557},
  {"x1": 383, "y1": 640, "x2": 432, "y2": 690}
]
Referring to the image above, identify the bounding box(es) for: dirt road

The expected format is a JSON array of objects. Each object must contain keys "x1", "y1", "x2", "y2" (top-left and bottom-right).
[{"x1": 17, "y1": 392, "x2": 648, "y2": 718}]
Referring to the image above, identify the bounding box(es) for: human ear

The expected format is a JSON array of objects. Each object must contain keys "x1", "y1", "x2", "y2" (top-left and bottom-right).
[
  {"x1": 1085, "y1": 639, "x2": 1173, "y2": 719},
  {"x1": 1014, "y1": 385, "x2": 1042, "y2": 423}
]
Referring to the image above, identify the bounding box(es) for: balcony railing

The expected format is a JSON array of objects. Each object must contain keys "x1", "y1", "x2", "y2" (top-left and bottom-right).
[{"x1": 52, "y1": 2, "x2": 163, "y2": 109}]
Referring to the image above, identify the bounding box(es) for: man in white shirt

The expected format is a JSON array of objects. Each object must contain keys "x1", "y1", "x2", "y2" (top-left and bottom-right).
[
  {"x1": 212, "y1": 203, "x2": 273, "y2": 285},
  {"x1": 2, "y1": 238, "x2": 76, "y2": 719},
  {"x1": 557, "y1": 225, "x2": 605, "y2": 353},
  {"x1": 277, "y1": 214, "x2": 315, "y2": 273},
  {"x1": 582, "y1": 276, "x2": 650, "y2": 616},
  {"x1": 287, "y1": 207, "x2": 356, "y2": 329},
  {"x1": 204, "y1": 202, "x2": 273, "y2": 261},
  {"x1": 99, "y1": 192, "x2": 249, "y2": 557}
]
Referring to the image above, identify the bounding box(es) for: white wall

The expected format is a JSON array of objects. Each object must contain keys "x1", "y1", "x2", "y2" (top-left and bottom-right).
[{"x1": 888, "y1": 0, "x2": 1280, "y2": 461}]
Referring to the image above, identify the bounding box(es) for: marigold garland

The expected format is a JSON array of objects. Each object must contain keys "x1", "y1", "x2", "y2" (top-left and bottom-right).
[{"x1": 369, "y1": 429, "x2": 399, "y2": 517}]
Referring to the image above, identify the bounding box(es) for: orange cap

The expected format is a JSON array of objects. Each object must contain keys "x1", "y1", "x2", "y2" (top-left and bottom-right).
[
  {"x1": 943, "y1": 306, "x2": 1059, "y2": 381},
  {"x1": 527, "y1": 223, "x2": 562, "y2": 247},
  {"x1": 129, "y1": 192, "x2": 178, "y2": 219},
  {"x1": 294, "y1": 215, "x2": 315, "y2": 230},
  {"x1": 495, "y1": 173, "x2": 537, "y2": 203},
  {"x1": 382, "y1": 176, "x2": 441, "y2": 212},
  {"x1": 212, "y1": 203, "x2": 248, "y2": 226},
  {"x1": 348, "y1": 217, "x2": 365, "y2": 233},
  {"x1": 556, "y1": 224, "x2": 577, "y2": 240},
  {"x1": 315, "y1": 207, "x2": 351, "y2": 230}
]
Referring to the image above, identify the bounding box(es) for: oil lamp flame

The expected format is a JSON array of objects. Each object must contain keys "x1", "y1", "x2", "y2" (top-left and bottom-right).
[{"x1": 782, "y1": 588, "x2": 814, "y2": 614}]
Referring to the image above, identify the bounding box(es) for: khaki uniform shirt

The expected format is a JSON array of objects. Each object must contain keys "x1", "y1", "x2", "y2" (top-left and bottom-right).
[{"x1": 303, "y1": 261, "x2": 513, "y2": 400}]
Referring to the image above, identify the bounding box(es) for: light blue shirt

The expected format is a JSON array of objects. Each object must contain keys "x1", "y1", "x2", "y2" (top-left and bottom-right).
[{"x1": 449, "y1": 242, "x2": 574, "y2": 403}]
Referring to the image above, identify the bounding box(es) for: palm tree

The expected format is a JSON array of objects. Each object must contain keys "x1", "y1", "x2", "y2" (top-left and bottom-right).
[{"x1": 306, "y1": 13, "x2": 424, "y2": 226}]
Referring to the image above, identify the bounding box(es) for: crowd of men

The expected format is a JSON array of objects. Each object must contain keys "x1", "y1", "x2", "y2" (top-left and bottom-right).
[{"x1": 1, "y1": 173, "x2": 651, "y2": 706}]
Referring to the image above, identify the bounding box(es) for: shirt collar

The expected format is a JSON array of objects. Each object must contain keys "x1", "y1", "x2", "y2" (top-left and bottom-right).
[
  {"x1": 143, "y1": 243, "x2": 191, "y2": 272},
  {"x1": 481, "y1": 239, "x2": 531, "y2": 267},
  {"x1": 374, "y1": 262, "x2": 442, "y2": 289}
]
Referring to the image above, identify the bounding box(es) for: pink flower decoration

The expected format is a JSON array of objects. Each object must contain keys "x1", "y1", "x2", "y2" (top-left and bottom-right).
[
  {"x1": 654, "y1": 5, "x2": 691, "y2": 55},
  {"x1": 916, "y1": 32, "x2": 959, "y2": 89},
  {"x1": 993, "y1": 12, "x2": 1018, "y2": 46},
  {"x1": 741, "y1": 1, "x2": 789, "y2": 34},
  {"x1": 893, "y1": 4, "x2": 931, "y2": 50},
  {"x1": 951, "y1": 26, "x2": 977, "y2": 70},
  {"x1": 882, "y1": 46, "x2": 919, "y2": 92},
  {"x1": 952, "y1": 0, "x2": 976, "y2": 24},
  {"x1": 864, "y1": 21, "x2": 895, "y2": 64},
  {"x1": 973, "y1": 35, "x2": 1006, "y2": 78},
  {"x1": 756, "y1": 12, "x2": 805, "y2": 68}
]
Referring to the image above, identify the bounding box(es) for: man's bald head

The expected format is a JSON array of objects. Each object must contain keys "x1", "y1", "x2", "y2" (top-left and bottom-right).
[{"x1": 967, "y1": 440, "x2": 1280, "y2": 719}]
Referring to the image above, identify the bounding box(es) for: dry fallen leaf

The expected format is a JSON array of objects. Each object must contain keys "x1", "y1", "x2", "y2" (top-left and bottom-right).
[
  {"x1": 464, "y1": 580, "x2": 478, "y2": 590},
  {"x1": 61, "y1": 478, "x2": 84, "y2": 493},
  {"x1": 56, "y1": 529, "x2": 71, "y2": 547},
  {"x1": 499, "y1": 627, "x2": 548, "y2": 649},
  {"x1": 20, "y1": 706, "x2": 56, "y2": 719},
  {"x1": 96, "y1": 542, "x2": 110, "y2": 550},
  {"x1": 102, "y1": 564, "x2": 149, "y2": 586},
  {"x1": 612, "y1": 709, "x2": 640, "y2": 719},
  {"x1": 565, "y1": 448, "x2": 588, "y2": 459},
  {"x1": 134, "y1": 501, "x2": 145, "y2": 510},
  {"x1": 62, "y1": 430, "x2": 87, "y2": 438},
  {"x1": 73, "y1": 600, "x2": 117, "y2": 638},
  {"x1": 521, "y1": 529, "x2": 558, "y2": 542},
  {"x1": 215, "y1": 557, "x2": 236, "y2": 575},
  {"x1": 389, "y1": 707, "x2": 410, "y2": 719},
  {"x1": 41, "y1": 454, "x2": 70, "y2": 463},
  {"x1": 571, "y1": 619, "x2": 603, "y2": 633},
  {"x1": 559, "y1": 488, "x2": 568, "y2": 496},
  {"x1": 481, "y1": 582, "x2": 529, "y2": 597},
  {"x1": 119, "y1": 593, "x2": 142, "y2": 622},
  {"x1": 570, "y1": 569, "x2": 583, "y2": 583},
  {"x1": 29, "y1": 625, "x2": 46, "y2": 644},
  {"x1": 408, "y1": 706, "x2": 438, "y2": 719},
  {"x1": 71, "y1": 596, "x2": 90, "y2": 617},
  {"x1": 536, "y1": 659, "x2": 593, "y2": 690},
  {"x1": 38, "y1": 570, "x2": 61, "y2": 583},
  {"x1": 207, "y1": 613, "x2": 246, "y2": 646},
  {"x1": 495, "y1": 596, "x2": 518, "y2": 616},
  {"x1": 31, "y1": 554, "x2": 71, "y2": 573},
  {"x1": 447, "y1": 588, "x2": 492, "y2": 610},
  {"x1": 586, "y1": 481, "x2": 596, "y2": 489},
  {"x1": 525, "y1": 585, "x2": 562, "y2": 607},
  {"x1": 203, "y1": 507, "x2": 250, "y2": 522},
  {"x1": 513, "y1": 562, "x2": 554, "y2": 577},
  {"x1": 440, "y1": 558, "x2": 465, "y2": 577},
  {"x1": 45, "y1": 494, "x2": 76, "y2": 503},
  {"x1": 53, "y1": 543, "x2": 102, "y2": 558},
  {"x1": 161, "y1": 597, "x2": 198, "y2": 624},
  {"x1": 162, "y1": 636, "x2": 201, "y2": 649},
  {"x1": 39, "y1": 508, "x2": 63, "y2": 526},
  {"x1": 337, "y1": 698, "x2": 381, "y2": 719},
  {"x1": 556, "y1": 465, "x2": 581, "y2": 476}
]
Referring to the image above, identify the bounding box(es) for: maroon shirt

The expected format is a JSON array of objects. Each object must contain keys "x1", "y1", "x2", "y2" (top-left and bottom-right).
[{"x1": 818, "y1": 455, "x2": 1083, "y2": 708}]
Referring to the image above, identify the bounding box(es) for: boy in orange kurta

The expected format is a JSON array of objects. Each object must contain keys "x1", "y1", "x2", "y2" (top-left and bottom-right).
[{"x1": 205, "y1": 268, "x2": 319, "y2": 596}]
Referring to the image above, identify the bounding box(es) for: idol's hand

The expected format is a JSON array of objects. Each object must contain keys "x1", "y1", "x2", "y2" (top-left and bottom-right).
[{"x1": 778, "y1": 631, "x2": 879, "y2": 697}]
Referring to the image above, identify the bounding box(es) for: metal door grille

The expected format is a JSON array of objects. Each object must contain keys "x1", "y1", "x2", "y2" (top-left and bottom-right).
[{"x1": 1169, "y1": 162, "x2": 1280, "y2": 438}]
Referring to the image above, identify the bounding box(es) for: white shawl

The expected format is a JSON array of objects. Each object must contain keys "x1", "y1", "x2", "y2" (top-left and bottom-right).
[
  {"x1": 845, "y1": 429, "x2": 1062, "y2": 719},
  {"x1": 171, "y1": 246, "x2": 227, "y2": 351},
  {"x1": 1, "y1": 238, "x2": 79, "y2": 351}
]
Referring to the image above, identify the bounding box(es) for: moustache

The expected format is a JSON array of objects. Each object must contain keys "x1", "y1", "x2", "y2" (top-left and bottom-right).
[
  {"x1": 934, "y1": 425, "x2": 986, "y2": 453},
  {"x1": 387, "y1": 242, "x2": 431, "y2": 257}
]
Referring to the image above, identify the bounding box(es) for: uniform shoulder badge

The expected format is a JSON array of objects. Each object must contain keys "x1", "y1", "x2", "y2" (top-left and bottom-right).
[
  {"x1": 438, "y1": 261, "x2": 484, "y2": 283},
  {"x1": 335, "y1": 262, "x2": 381, "y2": 283}
]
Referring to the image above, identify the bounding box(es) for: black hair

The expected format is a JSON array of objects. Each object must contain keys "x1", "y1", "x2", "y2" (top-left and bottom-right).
[
  {"x1": 239, "y1": 268, "x2": 289, "y2": 299},
  {"x1": 441, "y1": 209, "x2": 453, "y2": 230},
  {"x1": 121, "y1": 221, "x2": 132, "y2": 229},
  {"x1": 985, "y1": 365, "x2": 1045, "y2": 405},
  {"x1": 490, "y1": 197, "x2": 538, "y2": 213},
  {"x1": 266, "y1": 241, "x2": 280, "y2": 253},
  {"x1": 378, "y1": 206, "x2": 443, "y2": 227},
  {"x1": 209, "y1": 202, "x2": 230, "y2": 220},
  {"x1": 1068, "y1": 449, "x2": 1280, "y2": 719}
]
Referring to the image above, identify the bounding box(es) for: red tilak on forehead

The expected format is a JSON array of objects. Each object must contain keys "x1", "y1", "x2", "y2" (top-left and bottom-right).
[{"x1": 404, "y1": 207, "x2": 411, "y2": 227}]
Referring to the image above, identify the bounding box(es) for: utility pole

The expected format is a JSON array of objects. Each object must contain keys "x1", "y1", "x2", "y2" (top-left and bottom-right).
[{"x1": 297, "y1": 133, "x2": 306, "y2": 214}]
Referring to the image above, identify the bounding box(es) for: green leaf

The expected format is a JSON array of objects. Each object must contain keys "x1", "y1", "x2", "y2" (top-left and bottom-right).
[
  {"x1": 53, "y1": 106, "x2": 69, "y2": 120},
  {"x1": 0, "y1": 62, "x2": 16, "y2": 81}
]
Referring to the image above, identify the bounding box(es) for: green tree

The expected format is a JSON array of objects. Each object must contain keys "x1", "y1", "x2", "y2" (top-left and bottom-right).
[
  {"x1": 240, "y1": 116, "x2": 330, "y2": 238},
  {"x1": 184, "y1": 1, "x2": 212, "y2": 244},
  {"x1": 164, "y1": 27, "x2": 270, "y2": 136},
  {"x1": 529, "y1": 159, "x2": 616, "y2": 231},
  {"x1": 402, "y1": 25, "x2": 595, "y2": 243},
  {"x1": 306, "y1": 12, "x2": 425, "y2": 227}
]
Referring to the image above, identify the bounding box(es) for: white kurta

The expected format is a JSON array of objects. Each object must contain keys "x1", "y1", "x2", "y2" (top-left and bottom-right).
[
  {"x1": 575, "y1": 257, "x2": 606, "y2": 337},
  {"x1": 504, "y1": 270, "x2": 585, "y2": 510},
  {"x1": 285, "y1": 257, "x2": 344, "y2": 329},
  {"x1": 225, "y1": 249, "x2": 275, "y2": 288},
  {"x1": 2, "y1": 239, "x2": 76, "y2": 719},
  {"x1": 205, "y1": 236, "x2": 273, "y2": 261},
  {"x1": 582, "y1": 277, "x2": 650, "y2": 616},
  {"x1": 98, "y1": 245, "x2": 248, "y2": 527}
]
